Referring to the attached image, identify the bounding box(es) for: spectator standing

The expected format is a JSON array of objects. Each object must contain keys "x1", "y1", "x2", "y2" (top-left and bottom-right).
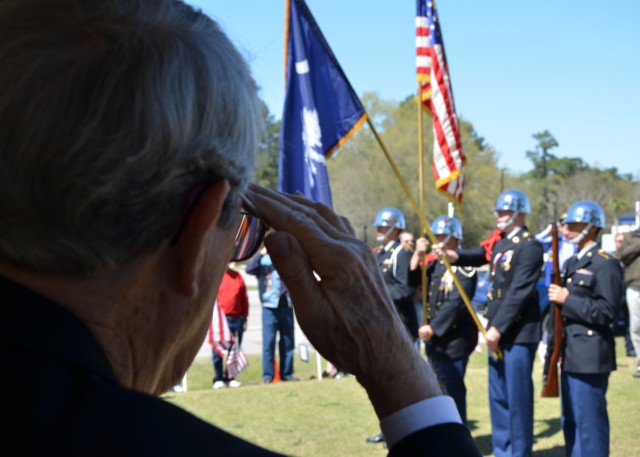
[
  {"x1": 433, "y1": 189, "x2": 544, "y2": 457},
  {"x1": 245, "y1": 247, "x2": 297, "y2": 383},
  {"x1": 400, "y1": 230, "x2": 415, "y2": 250},
  {"x1": 547, "y1": 201, "x2": 623, "y2": 456},
  {"x1": 616, "y1": 228, "x2": 640, "y2": 376},
  {"x1": 417, "y1": 216, "x2": 478, "y2": 425},
  {"x1": 212, "y1": 265, "x2": 249, "y2": 388},
  {"x1": 613, "y1": 232, "x2": 636, "y2": 358}
]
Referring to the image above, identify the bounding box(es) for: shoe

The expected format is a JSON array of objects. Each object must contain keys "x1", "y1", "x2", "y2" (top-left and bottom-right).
[
  {"x1": 171, "y1": 384, "x2": 183, "y2": 393},
  {"x1": 633, "y1": 369, "x2": 640, "y2": 379},
  {"x1": 334, "y1": 371, "x2": 346, "y2": 379},
  {"x1": 366, "y1": 433, "x2": 385, "y2": 444},
  {"x1": 263, "y1": 378, "x2": 273, "y2": 384},
  {"x1": 213, "y1": 380, "x2": 227, "y2": 389},
  {"x1": 227, "y1": 379, "x2": 242, "y2": 388},
  {"x1": 281, "y1": 375, "x2": 299, "y2": 382}
]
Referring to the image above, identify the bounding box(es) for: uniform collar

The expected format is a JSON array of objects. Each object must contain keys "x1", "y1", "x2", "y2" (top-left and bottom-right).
[
  {"x1": 576, "y1": 241, "x2": 598, "y2": 259},
  {"x1": 505, "y1": 225, "x2": 524, "y2": 240},
  {"x1": 382, "y1": 238, "x2": 399, "y2": 252}
]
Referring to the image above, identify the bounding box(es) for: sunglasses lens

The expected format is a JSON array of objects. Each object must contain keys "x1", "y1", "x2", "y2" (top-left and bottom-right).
[{"x1": 232, "y1": 213, "x2": 265, "y2": 262}]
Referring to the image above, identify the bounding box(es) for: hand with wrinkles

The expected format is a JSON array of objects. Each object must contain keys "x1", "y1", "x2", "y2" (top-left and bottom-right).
[{"x1": 248, "y1": 185, "x2": 442, "y2": 419}]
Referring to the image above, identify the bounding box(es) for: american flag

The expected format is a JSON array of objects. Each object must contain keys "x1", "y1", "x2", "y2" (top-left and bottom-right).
[
  {"x1": 416, "y1": 0, "x2": 465, "y2": 206},
  {"x1": 226, "y1": 343, "x2": 248, "y2": 379},
  {"x1": 207, "y1": 300, "x2": 234, "y2": 357}
]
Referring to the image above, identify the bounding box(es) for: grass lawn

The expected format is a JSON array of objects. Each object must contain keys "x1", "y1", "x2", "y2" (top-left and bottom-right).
[{"x1": 165, "y1": 337, "x2": 639, "y2": 456}]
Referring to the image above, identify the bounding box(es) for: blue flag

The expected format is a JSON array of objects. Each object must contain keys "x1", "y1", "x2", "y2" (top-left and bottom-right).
[{"x1": 278, "y1": 0, "x2": 367, "y2": 207}]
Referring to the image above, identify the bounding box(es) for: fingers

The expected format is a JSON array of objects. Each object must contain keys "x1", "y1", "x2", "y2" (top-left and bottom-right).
[
  {"x1": 247, "y1": 185, "x2": 371, "y2": 282},
  {"x1": 249, "y1": 185, "x2": 351, "y2": 238}
]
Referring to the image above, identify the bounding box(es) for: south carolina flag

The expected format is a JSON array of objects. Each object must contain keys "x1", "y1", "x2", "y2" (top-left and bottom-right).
[{"x1": 278, "y1": 0, "x2": 367, "y2": 207}]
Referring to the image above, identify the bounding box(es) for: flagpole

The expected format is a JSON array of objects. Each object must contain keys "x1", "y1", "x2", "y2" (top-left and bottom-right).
[
  {"x1": 417, "y1": 85, "x2": 429, "y2": 327},
  {"x1": 365, "y1": 116, "x2": 501, "y2": 359}
]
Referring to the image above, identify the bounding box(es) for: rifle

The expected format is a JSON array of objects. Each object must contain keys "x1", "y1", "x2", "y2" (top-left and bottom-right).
[{"x1": 541, "y1": 214, "x2": 563, "y2": 398}]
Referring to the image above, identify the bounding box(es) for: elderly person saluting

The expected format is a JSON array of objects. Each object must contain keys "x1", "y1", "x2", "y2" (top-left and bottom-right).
[{"x1": 0, "y1": 0, "x2": 481, "y2": 455}]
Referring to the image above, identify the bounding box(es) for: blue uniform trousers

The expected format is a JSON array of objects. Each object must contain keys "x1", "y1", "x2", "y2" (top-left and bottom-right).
[
  {"x1": 561, "y1": 371, "x2": 609, "y2": 457},
  {"x1": 488, "y1": 343, "x2": 536, "y2": 457},
  {"x1": 428, "y1": 353, "x2": 470, "y2": 424}
]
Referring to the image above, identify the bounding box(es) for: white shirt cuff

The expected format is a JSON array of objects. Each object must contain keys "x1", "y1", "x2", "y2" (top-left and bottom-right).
[{"x1": 380, "y1": 395, "x2": 462, "y2": 449}]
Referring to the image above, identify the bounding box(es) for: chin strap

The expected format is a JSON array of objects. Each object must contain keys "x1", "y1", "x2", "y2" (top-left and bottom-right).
[
  {"x1": 496, "y1": 211, "x2": 519, "y2": 230},
  {"x1": 569, "y1": 224, "x2": 592, "y2": 245},
  {"x1": 376, "y1": 225, "x2": 394, "y2": 244}
]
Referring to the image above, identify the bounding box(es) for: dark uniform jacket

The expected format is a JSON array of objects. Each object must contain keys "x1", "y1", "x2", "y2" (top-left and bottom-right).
[
  {"x1": 0, "y1": 277, "x2": 481, "y2": 456},
  {"x1": 456, "y1": 227, "x2": 544, "y2": 346},
  {"x1": 553, "y1": 244, "x2": 623, "y2": 374},
  {"x1": 377, "y1": 239, "x2": 418, "y2": 337},
  {"x1": 377, "y1": 239, "x2": 415, "y2": 304},
  {"x1": 425, "y1": 261, "x2": 478, "y2": 359}
]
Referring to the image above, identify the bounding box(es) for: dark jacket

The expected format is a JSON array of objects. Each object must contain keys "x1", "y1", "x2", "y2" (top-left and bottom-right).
[
  {"x1": 0, "y1": 277, "x2": 480, "y2": 457},
  {"x1": 376, "y1": 239, "x2": 416, "y2": 304},
  {"x1": 559, "y1": 244, "x2": 623, "y2": 374},
  {"x1": 425, "y1": 261, "x2": 478, "y2": 359},
  {"x1": 617, "y1": 230, "x2": 640, "y2": 289},
  {"x1": 455, "y1": 227, "x2": 544, "y2": 346},
  {"x1": 376, "y1": 239, "x2": 418, "y2": 338}
]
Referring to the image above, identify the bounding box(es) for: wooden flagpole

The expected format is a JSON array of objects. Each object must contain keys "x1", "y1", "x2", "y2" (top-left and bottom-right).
[{"x1": 417, "y1": 85, "x2": 429, "y2": 327}]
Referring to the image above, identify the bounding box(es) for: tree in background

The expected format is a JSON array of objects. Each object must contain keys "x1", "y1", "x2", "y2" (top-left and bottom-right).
[
  {"x1": 252, "y1": 100, "x2": 281, "y2": 190},
  {"x1": 254, "y1": 94, "x2": 640, "y2": 245},
  {"x1": 328, "y1": 93, "x2": 501, "y2": 248}
]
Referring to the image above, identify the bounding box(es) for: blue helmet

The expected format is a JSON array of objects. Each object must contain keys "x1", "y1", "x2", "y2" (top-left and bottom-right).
[
  {"x1": 430, "y1": 215, "x2": 463, "y2": 240},
  {"x1": 373, "y1": 207, "x2": 406, "y2": 230},
  {"x1": 564, "y1": 200, "x2": 606, "y2": 228},
  {"x1": 493, "y1": 189, "x2": 531, "y2": 214}
]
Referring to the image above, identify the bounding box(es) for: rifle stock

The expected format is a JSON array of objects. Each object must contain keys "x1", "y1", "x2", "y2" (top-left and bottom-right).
[{"x1": 541, "y1": 219, "x2": 563, "y2": 398}]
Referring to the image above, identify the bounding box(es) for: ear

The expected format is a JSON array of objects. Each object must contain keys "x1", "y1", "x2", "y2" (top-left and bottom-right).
[{"x1": 173, "y1": 180, "x2": 231, "y2": 298}]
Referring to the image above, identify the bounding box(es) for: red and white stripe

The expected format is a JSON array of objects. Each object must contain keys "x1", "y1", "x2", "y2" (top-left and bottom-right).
[
  {"x1": 208, "y1": 300, "x2": 234, "y2": 357},
  {"x1": 416, "y1": 1, "x2": 465, "y2": 206},
  {"x1": 226, "y1": 348, "x2": 248, "y2": 379}
]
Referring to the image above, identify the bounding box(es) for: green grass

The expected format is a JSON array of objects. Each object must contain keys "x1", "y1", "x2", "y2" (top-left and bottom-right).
[{"x1": 165, "y1": 338, "x2": 639, "y2": 456}]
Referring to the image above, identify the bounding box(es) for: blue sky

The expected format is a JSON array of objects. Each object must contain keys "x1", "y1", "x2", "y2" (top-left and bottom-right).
[{"x1": 189, "y1": 0, "x2": 640, "y2": 178}]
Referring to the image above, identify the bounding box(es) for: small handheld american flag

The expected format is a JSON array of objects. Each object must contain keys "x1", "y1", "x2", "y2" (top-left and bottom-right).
[{"x1": 226, "y1": 337, "x2": 248, "y2": 379}]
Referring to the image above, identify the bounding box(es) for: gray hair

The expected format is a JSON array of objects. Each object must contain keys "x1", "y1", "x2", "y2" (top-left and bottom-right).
[{"x1": 0, "y1": 0, "x2": 262, "y2": 276}]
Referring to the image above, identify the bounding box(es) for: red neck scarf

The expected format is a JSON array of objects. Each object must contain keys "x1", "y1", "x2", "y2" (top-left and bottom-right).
[{"x1": 479, "y1": 229, "x2": 504, "y2": 262}]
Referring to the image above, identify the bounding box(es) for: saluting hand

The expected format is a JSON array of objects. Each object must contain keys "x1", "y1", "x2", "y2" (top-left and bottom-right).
[{"x1": 248, "y1": 185, "x2": 441, "y2": 420}]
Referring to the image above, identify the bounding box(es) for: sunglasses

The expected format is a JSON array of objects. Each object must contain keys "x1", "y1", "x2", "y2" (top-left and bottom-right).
[
  {"x1": 231, "y1": 194, "x2": 270, "y2": 262},
  {"x1": 171, "y1": 187, "x2": 269, "y2": 262}
]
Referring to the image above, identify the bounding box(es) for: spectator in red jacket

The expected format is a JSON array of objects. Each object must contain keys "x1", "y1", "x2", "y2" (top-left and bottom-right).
[{"x1": 212, "y1": 265, "x2": 249, "y2": 389}]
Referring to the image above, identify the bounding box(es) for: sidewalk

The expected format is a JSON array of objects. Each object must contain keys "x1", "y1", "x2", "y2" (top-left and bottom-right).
[{"x1": 195, "y1": 267, "x2": 312, "y2": 358}]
